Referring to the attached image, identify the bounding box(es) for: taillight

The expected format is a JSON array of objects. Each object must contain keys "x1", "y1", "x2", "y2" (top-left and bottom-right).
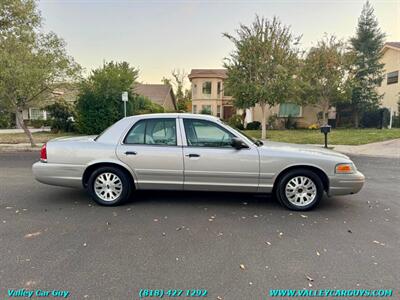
[{"x1": 40, "y1": 144, "x2": 47, "y2": 162}]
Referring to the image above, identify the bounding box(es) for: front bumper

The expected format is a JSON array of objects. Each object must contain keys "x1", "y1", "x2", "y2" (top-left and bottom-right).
[
  {"x1": 328, "y1": 171, "x2": 365, "y2": 196},
  {"x1": 32, "y1": 161, "x2": 85, "y2": 188}
]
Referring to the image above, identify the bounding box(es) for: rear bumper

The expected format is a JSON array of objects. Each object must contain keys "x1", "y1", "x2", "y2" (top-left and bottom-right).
[
  {"x1": 32, "y1": 161, "x2": 85, "y2": 188},
  {"x1": 328, "y1": 171, "x2": 365, "y2": 196}
]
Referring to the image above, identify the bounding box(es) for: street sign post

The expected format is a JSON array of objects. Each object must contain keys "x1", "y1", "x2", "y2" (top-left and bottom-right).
[{"x1": 122, "y1": 91, "x2": 128, "y2": 117}]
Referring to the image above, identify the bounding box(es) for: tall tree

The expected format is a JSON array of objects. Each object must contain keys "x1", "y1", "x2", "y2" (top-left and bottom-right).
[
  {"x1": 162, "y1": 69, "x2": 191, "y2": 111},
  {"x1": 301, "y1": 35, "x2": 352, "y2": 124},
  {"x1": 350, "y1": 1, "x2": 385, "y2": 127},
  {"x1": 0, "y1": 0, "x2": 80, "y2": 146},
  {"x1": 223, "y1": 16, "x2": 300, "y2": 139},
  {"x1": 76, "y1": 61, "x2": 139, "y2": 134}
]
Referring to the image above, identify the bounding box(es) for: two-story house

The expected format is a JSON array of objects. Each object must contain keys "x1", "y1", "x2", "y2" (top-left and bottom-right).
[
  {"x1": 188, "y1": 69, "x2": 320, "y2": 128},
  {"x1": 188, "y1": 69, "x2": 235, "y2": 120},
  {"x1": 378, "y1": 42, "x2": 400, "y2": 116}
]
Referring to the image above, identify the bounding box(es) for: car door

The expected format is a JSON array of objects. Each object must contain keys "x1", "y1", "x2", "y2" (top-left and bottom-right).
[
  {"x1": 116, "y1": 117, "x2": 184, "y2": 190},
  {"x1": 180, "y1": 117, "x2": 260, "y2": 192}
]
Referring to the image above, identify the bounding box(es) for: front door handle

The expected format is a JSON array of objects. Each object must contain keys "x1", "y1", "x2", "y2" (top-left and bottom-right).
[
  {"x1": 185, "y1": 153, "x2": 200, "y2": 158},
  {"x1": 124, "y1": 151, "x2": 137, "y2": 155}
]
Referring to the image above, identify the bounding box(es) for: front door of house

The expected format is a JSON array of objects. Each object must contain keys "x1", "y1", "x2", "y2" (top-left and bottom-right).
[{"x1": 223, "y1": 106, "x2": 235, "y2": 120}]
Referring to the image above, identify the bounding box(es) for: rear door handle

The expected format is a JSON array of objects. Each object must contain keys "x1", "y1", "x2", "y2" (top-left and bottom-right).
[
  {"x1": 124, "y1": 151, "x2": 137, "y2": 155},
  {"x1": 185, "y1": 153, "x2": 200, "y2": 158}
]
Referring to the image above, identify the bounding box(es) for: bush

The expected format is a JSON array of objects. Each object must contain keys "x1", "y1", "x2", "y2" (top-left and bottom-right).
[
  {"x1": 45, "y1": 100, "x2": 76, "y2": 133},
  {"x1": 227, "y1": 115, "x2": 244, "y2": 130},
  {"x1": 361, "y1": 107, "x2": 390, "y2": 128},
  {"x1": 200, "y1": 107, "x2": 212, "y2": 115},
  {"x1": 131, "y1": 95, "x2": 164, "y2": 115},
  {"x1": 284, "y1": 115, "x2": 297, "y2": 129},
  {"x1": 0, "y1": 111, "x2": 14, "y2": 128},
  {"x1": 246, "y1": 121, "x2": 261, "y2": 130}
]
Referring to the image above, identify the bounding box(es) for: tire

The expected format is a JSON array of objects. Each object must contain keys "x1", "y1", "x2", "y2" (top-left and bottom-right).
[
  {"x1": 275, "y1": 169, "x2": 324, "y2": 211},
  {"x1": 87, "y1": 166, "x2": 132, "y2": 206}
]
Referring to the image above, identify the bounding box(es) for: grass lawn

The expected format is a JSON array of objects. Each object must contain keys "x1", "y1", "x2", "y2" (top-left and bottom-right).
[
  {"x1": 243, "y1": 128, "x2": 400, "y2": 145},
  {"x1": 1, "y1": 128, "x2": 400, "y2": 145},
  {"x1": 0, "y1": 132, "x2": 81, "y2": 144}
]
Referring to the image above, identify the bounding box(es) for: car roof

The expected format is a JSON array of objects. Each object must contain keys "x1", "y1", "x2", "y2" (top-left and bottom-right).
[{"x1": 124, "y1": 113, "x2": 220, "y2": 121}]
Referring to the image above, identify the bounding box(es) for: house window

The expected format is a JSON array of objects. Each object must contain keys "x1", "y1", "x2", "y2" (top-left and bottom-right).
[
  {"x1": 217, "y1": 82, "x2": 221, "y2": 95},
  {"x1": 202, "y1": 81, "x2": 212, "y2": 95},
  {"x1": 278, "y1": 103, "x2": 302, "y2": 117},
  {"x1": 193, "y1": 84, "x2": 197, "y2": 97},
  {"x1": 193, "y1": 105, "x2": 197, "y2": 114},
  {"x1": 387, "y1": 71, "x2": 398, "y2": 85},
  {"x1": 201, "y1": 105, "x2": 212, "y2": 115},
  {"x1": 223, "y1": 84, "x2": 232, "y2": 96},
  {"x1": 29, "y1": 108, "x2": 45, "y2": 120},
  {"x1": 217, "y1": 105, "x2": 221, "y2": 118}
]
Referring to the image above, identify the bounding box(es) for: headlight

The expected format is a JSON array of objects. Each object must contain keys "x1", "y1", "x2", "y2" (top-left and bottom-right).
[{"x1": 335, "y1": 163, "x2": 355, "y2": 174}]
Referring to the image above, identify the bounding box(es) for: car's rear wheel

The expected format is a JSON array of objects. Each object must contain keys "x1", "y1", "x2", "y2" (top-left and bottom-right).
[
  {"x1": 275, "y1": 169, "x2": 324, "y2": 211},
  {"x1": 88, "y1": 166, "x2": 132, "y2": 206}
]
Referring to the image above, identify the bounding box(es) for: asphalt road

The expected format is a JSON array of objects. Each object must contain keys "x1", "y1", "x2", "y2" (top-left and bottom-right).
[{"x1": 0, "y1": 152, "x2": 399, "y2": 299}]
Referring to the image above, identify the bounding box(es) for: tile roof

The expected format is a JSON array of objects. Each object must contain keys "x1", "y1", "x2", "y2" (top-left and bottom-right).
[
  {"x1": 385, "y1": 42, "x2": 400, "y2": 49},
  {"x1": 188, "y1": 69, "x2": 227, "y2": 80}
]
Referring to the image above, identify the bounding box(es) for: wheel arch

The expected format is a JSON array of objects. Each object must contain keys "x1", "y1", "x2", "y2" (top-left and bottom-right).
[
  {"x1": 82, "y1": 161, "x2": 136, "y2": 189},
  {"x1": 272, "y1": 165, "x2": 329, "y2": 193}
]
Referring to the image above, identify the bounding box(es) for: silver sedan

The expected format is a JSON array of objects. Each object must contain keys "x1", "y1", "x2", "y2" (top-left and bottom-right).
[{"x1": 32, "y1": 113, "x2": 365, "y2": 210}]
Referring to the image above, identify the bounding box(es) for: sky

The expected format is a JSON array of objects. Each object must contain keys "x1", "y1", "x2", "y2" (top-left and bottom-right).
[{"x1": 38, "y1": 0, "x2": 400, "y2": 87}]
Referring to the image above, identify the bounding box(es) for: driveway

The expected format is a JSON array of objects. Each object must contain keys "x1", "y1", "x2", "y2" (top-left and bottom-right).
[{"x1": 0, "y1": 152, "x2": 399, "y2": 299}]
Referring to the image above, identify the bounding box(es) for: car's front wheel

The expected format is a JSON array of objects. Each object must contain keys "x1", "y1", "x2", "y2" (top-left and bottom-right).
[
  {"x1": 88, "y1": 166, "x2": 132, "y2": 206},
  {"x1": 275, "y1": 169, "x2": 324, "y2": 211}
]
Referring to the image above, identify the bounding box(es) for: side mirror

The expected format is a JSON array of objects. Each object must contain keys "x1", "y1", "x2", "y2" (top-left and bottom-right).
[{"x1": 231, "y1": 137, "x2": 249, "y2": 150}]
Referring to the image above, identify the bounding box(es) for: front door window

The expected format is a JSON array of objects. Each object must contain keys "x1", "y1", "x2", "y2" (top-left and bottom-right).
[{"x1": 183, "y1": 119, "x2": 234, "y2": 148}]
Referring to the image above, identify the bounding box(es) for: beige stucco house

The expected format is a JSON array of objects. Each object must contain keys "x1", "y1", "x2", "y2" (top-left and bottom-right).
[
  {"x1": 377, "y1": 42, "x2": 400, "y2": 115},
  {"x1": 189, "y1": 69, "x2": 320, "y2": 128}
]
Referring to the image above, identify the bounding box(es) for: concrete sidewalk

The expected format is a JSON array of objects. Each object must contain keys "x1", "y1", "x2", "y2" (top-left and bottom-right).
[
  {"x1": 332, "y1": 138, "x2": 400, "y2": 159},
  {"x1": 0, "y1": 127, "x2": 51, "y2": 134}
]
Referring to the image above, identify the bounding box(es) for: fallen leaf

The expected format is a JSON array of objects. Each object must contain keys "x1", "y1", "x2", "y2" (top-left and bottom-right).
[
  {"x1": 316, "y1": 250, "x2": 320, "y2": 256},
  {"x1": 24, "y1": 231, "x2": 41, "y2": 238},
  {"x1": 249, "y1": 282, "x2": 253, "y2": 286},
  {"x1": 217, "y1": 297, "x2": 223, "y2": 300},
  {"x1": 279, "y1": 232, "x2": 283, "y2": 237},
  {"x1": 240, "y1": 264, "x2": 245, "y2": 270},
  {"x1": 162, "y1": 232, "x2": 166, "y2": 236},
  {"x1": 208, "y1": 219, "x2": 214, "y2": 222},
  {"x1": 253, "y1": 214, "x2": 258, "y2": 218},
  {"x1": 300, "y1": 214, "x2": 308, "y2": 218},
  {"x1": 5, "y1": 207, "x2": 12, "y2": 210},
  {"x1": 265, "y1": 241, "x2": 271, "y2": 246},
  {"x1": 176, "y1": 227, "x2": 182, "y2": 231},
  {"x1": 83, "y1": 242, "x2": 87, "y2": 247},
  {"x1": 305, "y1": 274, "x2": 314, "y2": 282},
  {"x1": 153, "y1": 219, "x2": 159, "y2": 222}
]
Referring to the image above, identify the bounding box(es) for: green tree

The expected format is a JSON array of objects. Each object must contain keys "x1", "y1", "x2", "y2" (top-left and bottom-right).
[
  {"x1": 223, "y1": 16, "x2": 300, "y2": 139},
  {"x1": 76, "y1": 61, "x2": 139, "y2": 134},
  {"x1": 350, "y1": 1, "x2": 385, "y2": 127},
  {"x1": 0, "y1": 0, "x2": 80, "y2": 146},
  {"x1": 301, "y1": 35, "x2": 352, "y2": 124},
  {"x1": 162, "y1": 69, "x2": 191, "y2": 112}
]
